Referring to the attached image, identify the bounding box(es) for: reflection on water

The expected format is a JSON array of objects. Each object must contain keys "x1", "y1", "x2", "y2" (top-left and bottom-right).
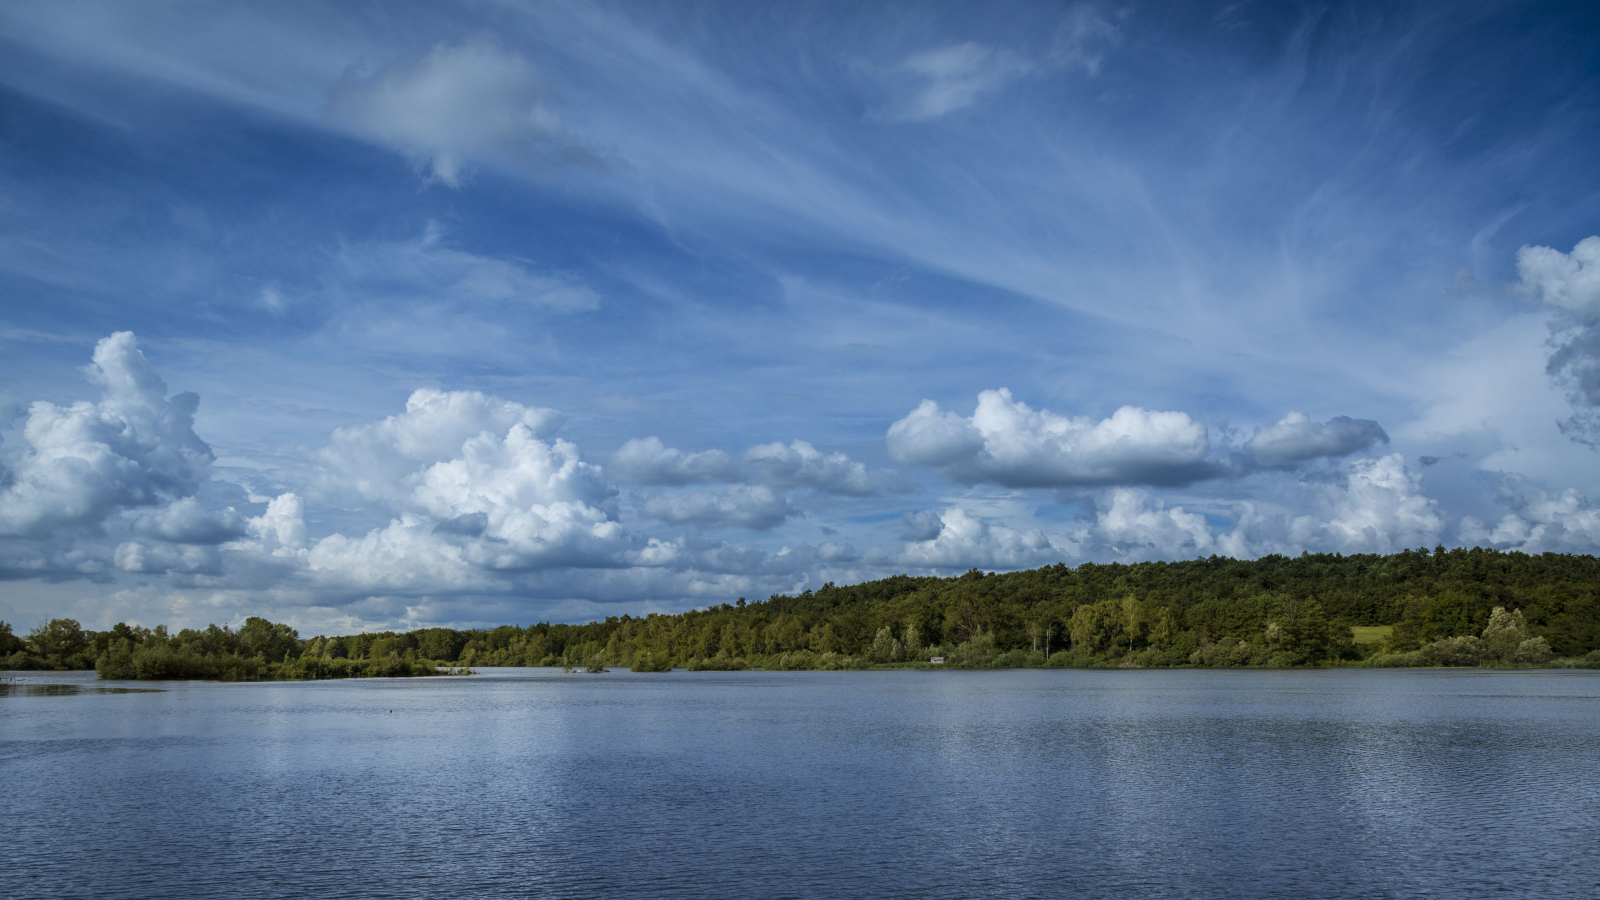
[
  {"x1": 0, "y1": 680, "x2": 163, "y2": 697},
  {"x1": 2, "y1": 668, "x2": 1597, "y2": 899}
]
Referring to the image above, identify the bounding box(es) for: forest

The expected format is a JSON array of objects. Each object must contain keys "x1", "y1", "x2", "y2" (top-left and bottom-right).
[{"x1": 4, "y1": 546, "x2": 1600, "y2": 677}]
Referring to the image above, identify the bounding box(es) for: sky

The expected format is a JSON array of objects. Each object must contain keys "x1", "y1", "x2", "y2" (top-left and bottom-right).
[{"x1": 1, "y1": 0, "x2": 1598, "y2": 633}]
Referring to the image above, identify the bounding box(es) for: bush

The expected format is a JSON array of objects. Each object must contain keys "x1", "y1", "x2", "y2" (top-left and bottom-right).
[
  {"x1": 1514, "y1": 637, "x2": 1552, "y2": 665},
  {"x1": 629, "y1": 650, "x2": 672, "y2": 672},
  {"x1": 685, "y1": 654, "x2": 747, "y2": 671},
  {"x1": 993, "y1": 649, "x2": 1041, "y2": 668},
  {"x1": 773, "y1": 650, "x2": 817, "y2": 670},
  {"x1": 948, "y1": 632, "x2": 998, "y2": 667},
  {"x1": 1419, "y1": 635, "x2": 1483, "y2": 667},
  {"x1": 1366, "y1": 650, "x2": 1427, "y2": 667}
]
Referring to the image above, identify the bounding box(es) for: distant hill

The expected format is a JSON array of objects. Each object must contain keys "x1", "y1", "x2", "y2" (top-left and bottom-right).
[
  {"x1": 351, "y1": 546, "x2": 1600, "y2": 669},
  {"x1": 9, "y1": 546, "x2": 1599, "y2": 675}
]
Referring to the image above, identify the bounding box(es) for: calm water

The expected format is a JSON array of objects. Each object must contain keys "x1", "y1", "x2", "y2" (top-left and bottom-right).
[{"x1": 3, "y1": 668, "x2": 1598, "y2": 899}]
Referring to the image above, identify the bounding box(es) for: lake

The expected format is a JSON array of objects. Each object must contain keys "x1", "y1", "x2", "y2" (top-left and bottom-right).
[{"x1": 4, "y1": 668, "x2": 1598, "y2": 899}]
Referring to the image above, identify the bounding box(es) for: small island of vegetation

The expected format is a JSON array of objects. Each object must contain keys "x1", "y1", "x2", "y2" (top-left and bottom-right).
[
  {"x1": 5, "y1": 546, "x2": 1600, "y2": 678},
  {"x1": 0, "y1": 616, "x2": 466, "y2": 680}
]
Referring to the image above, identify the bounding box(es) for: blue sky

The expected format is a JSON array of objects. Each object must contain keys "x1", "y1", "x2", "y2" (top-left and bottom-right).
[{"x1": 2, "y1": 0, "x2": 1598, "y2": 632}]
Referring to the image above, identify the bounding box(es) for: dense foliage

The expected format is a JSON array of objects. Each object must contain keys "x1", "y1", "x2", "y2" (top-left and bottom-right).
[
  {"x1": 391, "y1": 547, "x2": 1599, "y2": 670},
  {"x1": 0, "y1": 617, "x2": 460, "y2": 680},
  {"x1": 7, "y1": 547, "x2": 1600, "y2": 675}
]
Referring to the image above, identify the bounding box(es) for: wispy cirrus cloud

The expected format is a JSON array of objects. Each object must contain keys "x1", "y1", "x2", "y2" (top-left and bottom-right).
[{"x1": 877, "y1": 4, "x2": 1120, "y2": 120}]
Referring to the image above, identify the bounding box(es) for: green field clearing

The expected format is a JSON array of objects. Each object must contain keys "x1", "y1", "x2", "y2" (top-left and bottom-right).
[{"x1": 1350, "y1": 626, "x2": 1394, "y2": 646}]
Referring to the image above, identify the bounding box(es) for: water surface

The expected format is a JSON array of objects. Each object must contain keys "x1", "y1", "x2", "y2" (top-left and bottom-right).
[{"x1": 4, "y1": 668, "x2": 1597, "y2": 899}]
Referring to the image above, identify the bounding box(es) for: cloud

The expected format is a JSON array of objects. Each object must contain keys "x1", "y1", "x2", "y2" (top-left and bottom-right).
[
  {"x1": 247, "y1": 493, "x2": 309, "y2": 555},
  {"x1": 1245, "y1": 412, "x2": 1388, "y2": 466},
  {"x1": 0, "y1": 332, "x2": 213, "y2": 537},
  {"x1": 1460, "y1": 476, "x2": 1600, "y2": 554},
  {"x1": 897, "y1": 507, "x2": 1062, "y2": 569},
  {"x1": 1048, "y1": 4, "x2": 1121, "y2": 75},
  {"x1": 333, "y1": 226, "x2": 601, "y2": 312},
  {"x1": 1088, "y1": 489, "x2": 1220, "y2": 560},
  {"x1": 1072, "y1": 454, "x2": 1446, "y2": 562},
  {"x1": 433, "y1": 511, "x2": 488, "y2": 537},
  {"x1": 899, "y1": 509, "x2": 944, "y2": 542},
  {"x1": 607, "y1": 436, "x2": 735, "y2": 484},
  {"x1": 317, "y1": 387, "x2": 565, "y2": 506},
  {"x1": 130, "y1": 496, "x2": 246, "y2": 544},
  {"x1": 888, "y1": 389, "x2": 1216, "y2": 487},
  {"x1": 1519, "y1": 236, "x2": 1600, "y2": 319},
  {"x1": 892, "y1": 43, "x2": 1035, "y2": 121},
  {"x1": 609, "y1": 436, "x2": 908, "y2": 495},
  {"x1": 1519, "y1": 236, "x2": 1600, "y2": 445},
  {"x1": 241, "y1": 417, "x2": 637, "y2": 595},
  {"x1": 404, "y1": 426, "x2": 627, "y2": 569},
  {"x1": 643, "y1": 485, "x2": 791, "y2": 530},
  {"x1": 266, "y1": 392, "x2": 634, "y2": 593},
  {"x1": 325, "y1": 38, "x2": 605, "y2": 185},
  {"x1": 889, "y1": 390, "x2": 1390, "y2": 487},
  {"x1": 1297, "y1": 454, "x2": 1445, "y2": 554},
  {"x1": 306, "y1": 517, "x2": 488, "y2": 592},
  {"x1": 114, "y1": 541, "x2": 219, "y2": 575},
  {"x1": 884, "y1": 6, "x2": 1119, "y2": 120},
  {"x1": 744, "y1": 440, "x2": 890, "y2": 495}
]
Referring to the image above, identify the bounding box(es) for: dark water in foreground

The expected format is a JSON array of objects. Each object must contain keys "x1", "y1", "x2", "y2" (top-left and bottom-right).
[{"x1": 3, "y1": 668, "x2": 1598, "y2": 900}]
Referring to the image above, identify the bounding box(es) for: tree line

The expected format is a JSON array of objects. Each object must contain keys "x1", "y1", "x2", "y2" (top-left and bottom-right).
[
  {"x1": 5, "y1": 546, "x2": 1600, "y2": 676},
  {"x1": 0, "y1": 616, "x2": 460, "y2": 679}
]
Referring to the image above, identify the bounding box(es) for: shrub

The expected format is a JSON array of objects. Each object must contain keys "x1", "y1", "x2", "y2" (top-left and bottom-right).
[
  {"x1": 630, "y1": 650, "x2": 672, "y2": 672},
  {"x1": 1514, "y1": 637, "x2": 1552, "y2": 665},
  {"x1": 685, "y1": 655, "x2": 748, "y2": 671},
  {"x1": 1419, "y1": 635, "x2": 1483, "y2": 667}
]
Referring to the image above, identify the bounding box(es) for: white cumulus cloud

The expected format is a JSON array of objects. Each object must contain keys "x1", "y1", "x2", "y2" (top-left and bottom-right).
[
  {"x1": 1298, "y1": 454, "x2": 1445, "y2": 554},
  {"x1": 317, "y1": 387, "x2": 565, "y2": 506},
  {"x1": 889, "y1": 389, "x2": 1390, "y2": 488},
  {"x1": 898, "y1": 507, "x2": 1062, "y2": 569},
  {"x1": 0, "y1": 332, "x2": 212, "y2": 537},
  {"x1": 1461, "y1": 477, "x2": 1600, "y2": 554},
  {"x1": 1518, "y1": 235, "x2": 1600, "y2": 444},
  {"x1": 607, "y1": 436, "x2": 736, "y2": 484},
  {"x1": 744, "y1": 440, "x2": 884, "y2": 495},
  {"x1": 888, "y1": 389, "x2": 1214, "y2": 487},
  {"x1": 1089, "y1": 489, "x2": 1220, "y2": 559}
]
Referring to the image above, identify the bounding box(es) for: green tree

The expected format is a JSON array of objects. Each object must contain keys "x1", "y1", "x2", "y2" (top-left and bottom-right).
[
  {"x1": 0, "y1": 621, "x2": 25, "y2": 655},
  {"x1": 27, "y1": 619, "x2": 89, "y2": 667},
  {"x1": 237, "y1": 617, "x2": 301, "y2": 662},
  {"x1": 1069, "y1": 599, "x2": 1120, "y2": 655},
  {"x1": 868, "y1": 627, "x2": 900, "y2": 663},
  {"x1": 1480, "y1": 606, "x2": 1529, "y2": 662},
  {"x1": 1120, "y1": 595, "x2": 1144, "y2": 654}
]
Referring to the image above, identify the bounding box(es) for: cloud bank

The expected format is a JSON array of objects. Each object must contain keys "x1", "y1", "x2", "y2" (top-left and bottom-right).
[{"x1": 0, "y1": 332, "x2": 1575, "y2": 630}]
